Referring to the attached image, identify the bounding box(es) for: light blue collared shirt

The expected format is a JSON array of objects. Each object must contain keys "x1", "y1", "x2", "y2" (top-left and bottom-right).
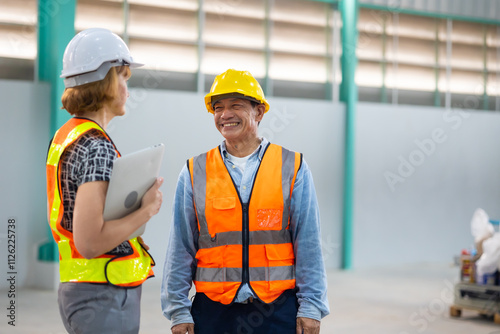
[{"x1": 161, "y1": 138, "x2": 330, "y2": 326}]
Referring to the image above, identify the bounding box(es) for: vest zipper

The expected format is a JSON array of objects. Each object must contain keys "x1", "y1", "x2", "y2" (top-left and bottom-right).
[
  {"x1": 217, "y1": 143, "x2": 270, "y2": 298},
  {"x1": 242, "y1": 203, "x2": 249, "y2": 284}
]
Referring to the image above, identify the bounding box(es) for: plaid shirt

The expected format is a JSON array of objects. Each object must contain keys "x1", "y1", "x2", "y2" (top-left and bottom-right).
[{"x1": 58, "y1": 129, "x2": 132, "y2": 256}]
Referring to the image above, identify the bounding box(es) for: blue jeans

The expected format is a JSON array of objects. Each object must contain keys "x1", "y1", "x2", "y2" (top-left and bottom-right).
[{"x1": 191, "y1": 289, "x2": 298, "y2": 334}]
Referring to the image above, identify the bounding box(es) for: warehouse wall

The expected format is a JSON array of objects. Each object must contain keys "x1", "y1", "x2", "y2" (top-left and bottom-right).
[
  {"x1": 0, "y1": 80, "x2": 51, "y2": 289},
  {"x1": 2, "y1": 80, "x2": 500, "y2": 289},
  {"x1": 354, "y1": 102, "x2": 500, "y2": 267}
]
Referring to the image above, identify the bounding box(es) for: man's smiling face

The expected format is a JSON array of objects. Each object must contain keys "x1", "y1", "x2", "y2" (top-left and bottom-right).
[{"x1": 213, "y1": 98, "x2": 264, "y2": 143}]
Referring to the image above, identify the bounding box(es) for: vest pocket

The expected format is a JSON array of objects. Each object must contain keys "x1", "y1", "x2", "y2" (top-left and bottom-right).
[
  {"x1": 264, "y1": 244, "x2": 295, "y2": 267},
  {"x1": 209, "y1": 197, "x2": 237, "y2": 234},
  {"x1": 212, "y1": 197, "x2": 236, "y2": 210},
  {"x1": 195, "y1": 248, "x2": 225, "y2": 294},
  {"x1": 264, "y1": 244, "x2": 296, "y2": 291},
  {"x1": 256, "y1": 209, "x2": 282, "y2": 230},
  {"x1": 195, "y1": 247, "x2": 224, "y2": 267}
]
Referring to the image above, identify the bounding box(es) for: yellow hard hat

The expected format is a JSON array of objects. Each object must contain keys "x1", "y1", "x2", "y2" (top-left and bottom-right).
[{"x1": 204, "y1": 69, "x2": 270, "y2": 113}]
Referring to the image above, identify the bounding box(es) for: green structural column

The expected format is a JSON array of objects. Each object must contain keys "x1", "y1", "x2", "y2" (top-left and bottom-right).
[
  {"x1": 339, "y1": 0, "x2": 358, "y2": 270},
  {"x1": 38, "y1": 0, "x2": 76, "y2": 261}
]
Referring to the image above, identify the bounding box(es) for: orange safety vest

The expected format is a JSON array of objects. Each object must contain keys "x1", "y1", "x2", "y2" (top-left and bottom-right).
[
  {"x1": 188, "y1": 143, "x2": 302, "y2": 304},
  {"x1": 46, "y1": 117, "x2": 154, "y2": 287}
]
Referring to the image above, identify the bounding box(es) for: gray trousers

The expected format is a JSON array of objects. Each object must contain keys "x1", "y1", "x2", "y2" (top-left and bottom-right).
[{"x1": 58, "y1": 282, "x2": 142, "y2": 334}]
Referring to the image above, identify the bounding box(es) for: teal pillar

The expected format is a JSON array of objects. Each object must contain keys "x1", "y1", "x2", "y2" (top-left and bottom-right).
[
  {"x1": 38, "y1": 0, "x2": 76, "y2": 261},
  {"x1": 339, "y1": 0, "x2": 358, "y2": 270}
]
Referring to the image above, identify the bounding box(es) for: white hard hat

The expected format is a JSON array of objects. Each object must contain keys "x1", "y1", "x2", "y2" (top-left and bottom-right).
[{"x1": 60, "y1": 28, "x2": 143, "y2": 88}]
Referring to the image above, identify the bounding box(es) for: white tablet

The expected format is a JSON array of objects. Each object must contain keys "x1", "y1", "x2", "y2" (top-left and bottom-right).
[{"x1": 103, "y1": 143, "x2": 165, "y2": 239}]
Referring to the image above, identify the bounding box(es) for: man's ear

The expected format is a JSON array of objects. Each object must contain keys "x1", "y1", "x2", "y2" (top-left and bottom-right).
[{"x1": 255, "y1": 104, "x2": 266, "y2": 122}]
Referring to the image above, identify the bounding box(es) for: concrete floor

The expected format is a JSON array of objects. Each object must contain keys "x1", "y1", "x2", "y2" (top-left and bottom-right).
[{"x1": 2, "y1": 263, "x2": 500, "y2": 334}]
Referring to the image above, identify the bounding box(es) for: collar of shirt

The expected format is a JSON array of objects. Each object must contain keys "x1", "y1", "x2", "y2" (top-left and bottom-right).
[{"x1": 220, "y1": 137, "x2": 269, "y2": 162}]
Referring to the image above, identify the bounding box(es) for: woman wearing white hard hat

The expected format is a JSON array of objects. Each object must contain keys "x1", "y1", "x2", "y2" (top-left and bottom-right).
[{"x1": 46, "y1": 28, "x2": 162, "y2": 334}]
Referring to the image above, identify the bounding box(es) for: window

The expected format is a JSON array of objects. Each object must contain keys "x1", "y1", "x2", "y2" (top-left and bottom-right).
[
  {"x1": 74, "y1": 0, "x2": 338, "y2": 97},
  {"x1": 269, "y1": 0, "x2": 335, "y2": 98},
  {"x1": 75, "y1": 0, "x2": 124, "y2": 33},
  {"x1": 356, "y1": 7, "x2": 500, "y2": 110},
  {"x1": 0, "y1": 0, "x2": 37, "y2": 80}
]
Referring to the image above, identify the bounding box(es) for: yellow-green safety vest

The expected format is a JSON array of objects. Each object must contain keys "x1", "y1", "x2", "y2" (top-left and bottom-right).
[{"x1": 46, "y1": 117, "x2": 154, "y2": 287}]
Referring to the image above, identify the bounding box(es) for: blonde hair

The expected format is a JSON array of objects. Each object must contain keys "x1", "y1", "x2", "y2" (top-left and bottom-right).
[{"x1": 61, "y1": 66, "x2": 131, "y2": 116}]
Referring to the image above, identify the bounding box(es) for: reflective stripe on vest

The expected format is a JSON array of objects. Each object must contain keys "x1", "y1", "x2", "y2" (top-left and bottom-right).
[
  {"x1": 189, "y1": 143, "x2": 301, "y2": 304},
  {"x1": 46, "y1": 118, "x2": 154, "y2": 287}
]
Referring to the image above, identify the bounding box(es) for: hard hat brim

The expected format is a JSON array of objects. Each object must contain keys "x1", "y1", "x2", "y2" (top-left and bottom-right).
[
  {"x1": 62, "y1": 60, "x2": 143, "y2": 88},
  {"x1": 205, "y1": 92, "x2": 270, "y2": 114},
  {"x1": 210, "y1": 93, "x2": 260, "y2": 109}
]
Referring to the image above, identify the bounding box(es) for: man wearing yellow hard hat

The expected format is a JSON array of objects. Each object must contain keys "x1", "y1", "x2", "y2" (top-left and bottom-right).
[{"x1": 161, "y1": 69, "x2": 329, "y2": 334}]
